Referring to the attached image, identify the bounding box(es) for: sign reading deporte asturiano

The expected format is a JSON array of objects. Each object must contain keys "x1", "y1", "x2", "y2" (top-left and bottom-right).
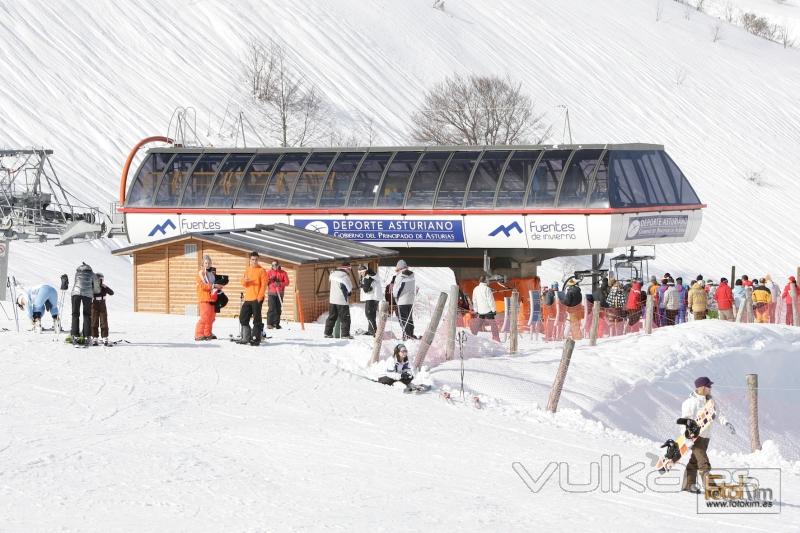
[{"x1": 294, "y1": 219, "x2": 465, "y2": 242}]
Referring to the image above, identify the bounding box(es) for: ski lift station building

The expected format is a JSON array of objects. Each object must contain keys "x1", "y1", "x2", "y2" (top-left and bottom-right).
[
  {"x1": 117, "y1": 139, "x2": 704, "y2": 282},
  {"x1": 112, "y1": 223, "x2": 397, "y2": 322}
]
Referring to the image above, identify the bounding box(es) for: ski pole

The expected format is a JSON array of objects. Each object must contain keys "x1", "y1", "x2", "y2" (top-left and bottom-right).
[{"x1": 457, "y1": 330, "x2": 467, "y2": 399}]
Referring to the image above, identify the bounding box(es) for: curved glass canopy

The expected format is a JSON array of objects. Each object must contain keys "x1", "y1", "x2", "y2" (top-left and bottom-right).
[{"x1": 125, "y1": 145, "x2": 701, "y2": 209}]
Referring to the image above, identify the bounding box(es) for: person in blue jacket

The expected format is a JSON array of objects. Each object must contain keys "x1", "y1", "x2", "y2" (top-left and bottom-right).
[{"x1": 17, "y1": 284, "x2": 60, "y2": 331}]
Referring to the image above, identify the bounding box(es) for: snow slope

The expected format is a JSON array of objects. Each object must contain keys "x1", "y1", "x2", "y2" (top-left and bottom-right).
[
  {"x1": 1, "y1": 0, "x2": 799, "y2": 277},
  {"x1": 3, "y1": 242, "x2": 800, "y2": 531}
]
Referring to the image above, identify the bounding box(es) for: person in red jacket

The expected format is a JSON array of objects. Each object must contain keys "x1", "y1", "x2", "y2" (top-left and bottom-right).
[
  {"x1": 783, "y1": 276, "x2": 799, "y2": 326},
  {"x1": 266, "y1": 260, "x2": 290, "y2": 329},
  {"x1": 714, "y1": 277, "x2": 734, "y2": 321}
]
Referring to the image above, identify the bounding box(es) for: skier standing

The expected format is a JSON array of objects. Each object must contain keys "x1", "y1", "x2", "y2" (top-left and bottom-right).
[
  {"x1": 471, "y1": 275, "x2": 500, "y2": 341},
  {"x1": 782, "y1": 276, "x2": 799, "y2": 325},
  {"x1": 358, "y1": 264, "x2": 382, "y2": 336},
  {"x1": 752, "y1": 279, "x2": 772, "y2": 324},
  {"x1": 687, "y1": 280, "x2": 708, "y2": 321},
  {"x1": 266, "y1": 261, "x2": 289, "y2": 330},
  {"x1": 239, "y1": 251, "x2": 267, "y2": 345},
  {"x1": 324, "y1": 262, "x2": 353, "y2": 339},
  {"x1": 392, "y1": 260, "x2": 418, "y2": 340},
  {"x1": 662, "y1": 280, "x2": 680, "y2": 325},
  {"x1": 714, "y1": 278, "x2": 734, "y2": 321},
  {"x1": 70, "y1": 262, "x2": 94, "y2": 343},
  {"x1": 195, "y1": 255, "x2": 219, "y2": 341},
  {"x1": 763, "y1": 274, "x2": 780, "y2": 323},
  {"x1": 16, "y1": 284, "x2": 60, "y2": 331},
  {"x1": 90, "y1": 273, "x2": 114, "y2": 345},
  {"x1": 681, "y1": 376, "x2": 736, "y2": 493}
]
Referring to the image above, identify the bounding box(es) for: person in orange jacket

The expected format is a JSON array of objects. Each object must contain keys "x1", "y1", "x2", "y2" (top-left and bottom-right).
[
  {"x1": 238, "y1": 251, "x2": 268, "y2": 345},
  {"x1": 195, "y1": 255, "x2": 223, "y2": 341}
]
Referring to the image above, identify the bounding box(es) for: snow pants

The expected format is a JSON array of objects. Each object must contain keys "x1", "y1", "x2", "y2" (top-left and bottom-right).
[
  {"x1": 683, "y1": 437, "x2": 711, "y2": 490},
  {"x1": 364, "y1": 299, "x2": 378, "y2": 335},
  {"x1": 324, "y1": 304, "x2": 351, "y2": 337},
  {"x1": 195, "y1": 302, "x2": 216, "y2": 339},
  {"x1": 378, "y1": 375, "x2": 412, "y2": 386},
  {"x1": 70, "y1": 295, "x2": 91, "y2": 338},
  {"x1": 240, "y1": 300, "x2": 263, "y2": 336},
  {"x1": 267, "y1": 293, "x2": 283, "y2": 328},
  {"x1": 91, "y1": 299, "x2": 110, "y2": 338},
  {"x1": 397, "y1": 304, "x2": 414, "y2": 338},
  {"x1": 718, "y1": 309, "x2": 734, "y2": 321}
]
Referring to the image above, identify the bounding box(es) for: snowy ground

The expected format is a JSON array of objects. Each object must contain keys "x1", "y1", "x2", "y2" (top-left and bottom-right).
[{"x1": 2, "y1": 241, "x2": 800, "y2": 531}]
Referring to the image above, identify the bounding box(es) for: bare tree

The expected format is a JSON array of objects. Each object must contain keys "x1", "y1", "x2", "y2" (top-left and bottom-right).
[
  {"x1": 723, "y1": 2, "x2": 736, "y2": 23},
  {"x1": 711, "y1": 22, "x2": 723, "y2": 42},
  {"x1": 244, "y1": 40, "x2": 329, "y2": 147},
  {"x1": 410, "y1": 74, "x2": 550, "y2": 145},
  {"x1": 777, "y1": 25, "x2": 796, "y2": 48}
]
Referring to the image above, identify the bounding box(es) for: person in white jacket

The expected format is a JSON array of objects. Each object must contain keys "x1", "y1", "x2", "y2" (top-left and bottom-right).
[
  {"x1": 662, "y1": 280, "x2": 681, "y2": 325},
  {"x1": 471, "y1": 276, "x2": 500, "y2": 341},
  {"x1": 358, "y1": 265, "x2": 382, "y2": 335},
  {"x1": 680, "y1": 376, "x2": 736, "y2": 493},
  {"x1": 377, "y1": 343, "x2": 414, "y2": 388},
  {"x1": 324, "y1": 263, "x2": 354, "y2": 339},
  {"x1": 391, "y1": 260, "x2": 418, "y2": 340}
]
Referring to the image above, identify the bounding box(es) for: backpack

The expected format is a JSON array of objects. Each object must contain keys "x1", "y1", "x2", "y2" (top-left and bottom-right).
[
  {"x1": 362, "y1": 276, "x2": 374, "y2": 293},
  {"x1": 564, "y1": 285, "x2": 582, "y2": 307},
  {"x1": 543, "y1": 289, "x2": 555, "y2": 306},
  {"x1": 92, "y1": 274, "x2": 102, "y2": 295}
]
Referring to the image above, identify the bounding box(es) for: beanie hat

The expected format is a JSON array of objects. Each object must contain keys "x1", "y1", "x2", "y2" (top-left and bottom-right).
[
  {"x1": 203, "y1": 255, "x2": 212, "y2": 262},
  {"x1": 694, "y1": 376, "x2": 713, "y2": 388},
  {"x1": 720, "y1": 277, "x2": 728, "y2": 283},
  {"x1": 790, "y1": 276, "x2": 797, "y2": 283},
  {"x1": 396, "y1": 259, "x2": 408, "y2": 270}
]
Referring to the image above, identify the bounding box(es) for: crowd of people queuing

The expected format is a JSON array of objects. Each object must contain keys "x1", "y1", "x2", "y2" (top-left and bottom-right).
[{"x1": 533, "y1": 271, "x2": 800, "y2": 342}]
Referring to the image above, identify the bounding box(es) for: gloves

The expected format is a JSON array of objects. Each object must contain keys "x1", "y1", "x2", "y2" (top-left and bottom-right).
[{"x1": 725, "y1": 422, "x2": 736, "y2": 435}]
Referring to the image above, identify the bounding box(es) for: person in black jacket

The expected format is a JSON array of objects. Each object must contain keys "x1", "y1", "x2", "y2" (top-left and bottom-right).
[{"x1": 91, "y1": 272, "x2": 114, "y2": 346}]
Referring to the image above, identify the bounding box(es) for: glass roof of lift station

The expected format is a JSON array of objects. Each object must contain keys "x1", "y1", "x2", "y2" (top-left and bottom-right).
[{"x1": 124, "y1": 144, "x2": 702, "y2": 210}]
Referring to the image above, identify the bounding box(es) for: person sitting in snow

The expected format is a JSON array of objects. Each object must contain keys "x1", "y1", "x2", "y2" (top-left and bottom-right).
[
  {"x1": 16, "y1": 283, "x2": 60, "y2": 332},
  {"x1": 681, "y1": 376, "x2": 735, "y2": 494},
  {"x1": 377, "y1": 343, "x2": 414, "y2": 388}
]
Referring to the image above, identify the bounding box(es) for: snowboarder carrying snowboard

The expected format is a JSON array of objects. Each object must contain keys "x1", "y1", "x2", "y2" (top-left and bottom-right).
[{"x1": 681, "y1": 376, "x2": 736, "y2": 493}]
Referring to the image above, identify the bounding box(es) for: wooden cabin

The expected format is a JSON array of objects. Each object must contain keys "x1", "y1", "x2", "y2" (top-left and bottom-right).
[{"x1": 112, "y1": 224, "x2": 398, "y2": 322}]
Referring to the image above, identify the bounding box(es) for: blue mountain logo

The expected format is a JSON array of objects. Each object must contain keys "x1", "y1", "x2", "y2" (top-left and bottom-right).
[
  {"x1": 148, "y1": 218, "x2": 177, "y2": 237},
  {"x1": 489, "y1": 221, "x2": 523, "y2": 237}
]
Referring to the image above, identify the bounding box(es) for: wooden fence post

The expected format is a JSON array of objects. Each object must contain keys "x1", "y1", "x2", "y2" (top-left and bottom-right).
[
  {"x1": 589, "y1": 301, "x2": 601, "y2": 346},
  {"x1": 746, "y1": 374, "x2": 761, "y2": 452},
  {"x1": 414, "y1": 291, "x2": 448, "y2": 371},
  {"x1": 368, "y1": 301, "x2": 390, "y2": 365},
  {"x1": 445, "y1": 285, "x2": 458, "y2": 361},
  {"x1": 645, "y1": 294, "x2": 654, "y2": 334},
  {"x1": 509, "y1": 290, "x2": 519, "y2": 354},
  {"x1": 546, "y1": 338, "x2": 576, "y2": 413}
]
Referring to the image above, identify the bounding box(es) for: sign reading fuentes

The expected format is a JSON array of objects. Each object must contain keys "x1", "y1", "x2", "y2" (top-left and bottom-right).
[{"x1": 295, "y1": 218, "x2": 465, "y2": 243}]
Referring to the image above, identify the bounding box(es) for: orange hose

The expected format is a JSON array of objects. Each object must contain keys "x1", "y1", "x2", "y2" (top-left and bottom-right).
[{"x1": 119, "y1": 136, "x2": 174, "y2": 204}]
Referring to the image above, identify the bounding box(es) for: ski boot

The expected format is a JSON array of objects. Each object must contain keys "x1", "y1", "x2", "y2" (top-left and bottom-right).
[
  {"x1": 53, "y1": 316, "x2": 61, "y2": 334},
  {"x1": 103, "y1": 337, "x2": 111, "y2": 347},
  {"x1": 236, "y1": 325, "x2": 252, "y2": 345},
  {"x1": 33, "y1": 317, "x2": 42, "y2": 334}
]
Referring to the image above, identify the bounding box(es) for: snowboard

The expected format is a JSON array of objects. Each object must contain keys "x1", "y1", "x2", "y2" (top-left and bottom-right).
[{"x1": 653, "y1": 399, "x2": 716, "y2": 474}]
